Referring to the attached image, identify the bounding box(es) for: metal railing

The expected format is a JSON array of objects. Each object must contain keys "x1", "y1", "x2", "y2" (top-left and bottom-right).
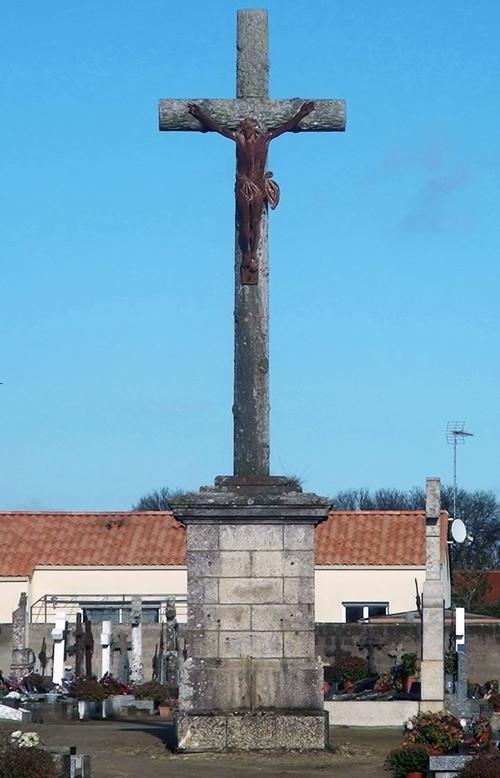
[{"x1": 30, "y1": 593, "x2": 187, "y2": 624}]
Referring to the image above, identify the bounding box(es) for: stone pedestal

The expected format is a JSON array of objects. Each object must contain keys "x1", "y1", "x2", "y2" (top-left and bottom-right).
[{"x1": 172, "y1": 478, "x2": 330, "y2": 752}]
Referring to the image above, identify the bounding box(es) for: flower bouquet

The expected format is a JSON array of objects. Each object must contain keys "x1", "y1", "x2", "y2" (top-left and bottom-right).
[
  {"x1": 463, "y1": 715, "x2": 493, "y2": 750},
  {"x1": 403, "y1": 711, "x2": 464, "y2": 753}
]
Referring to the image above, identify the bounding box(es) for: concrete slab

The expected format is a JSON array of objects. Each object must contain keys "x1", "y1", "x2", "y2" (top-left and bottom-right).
[{"x1": 325, "y1": 699, "x2": 419, "y2": 727}]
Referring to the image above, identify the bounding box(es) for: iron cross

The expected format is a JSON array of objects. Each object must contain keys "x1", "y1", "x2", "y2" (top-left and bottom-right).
[{"x1": 158, "y1": 9, "x2": 346, "y2": 478}]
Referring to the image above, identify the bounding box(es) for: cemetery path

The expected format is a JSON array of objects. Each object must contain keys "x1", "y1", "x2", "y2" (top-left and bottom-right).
[{"x1": 0, "y1": 720, "x2": 402, "y2": 777}]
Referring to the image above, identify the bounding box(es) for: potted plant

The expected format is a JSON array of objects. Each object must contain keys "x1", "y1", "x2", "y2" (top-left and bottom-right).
[
  {"x1": 400, "y1": 653, "x2": 418, "y2": 693},
  {"x1": 384, "y1": 744, "x2": 429, "y2": 777},
  {"x1": 158, "y1": 697, "x2": 177, "y2": 718},
  {"x1": 403, "y1": 711, "x2": 464, "y2": 754},
  {"x1": 464, "y1": 716, "x2": 493, "y2": 750},
  {"x1": 73, "y1": 677, "x2": 109, "y2": 719},
  {"x1": 133, "y1": 681, "x2": 169, "y2": 708},
  {"x1": 328, "y1": 655, "x2": 369, "y2": 689}
]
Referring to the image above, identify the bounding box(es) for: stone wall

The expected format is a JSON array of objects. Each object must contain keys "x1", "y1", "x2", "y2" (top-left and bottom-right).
[
  {"x1": 0, "y1": 622, "x2": 176, "y2": 682},
  {"x1": 1, "y1": 620, "x2": 498, "y2": 684},
  {"x1": 315, "y1": 622, "x2": 500, "y2": 682}
]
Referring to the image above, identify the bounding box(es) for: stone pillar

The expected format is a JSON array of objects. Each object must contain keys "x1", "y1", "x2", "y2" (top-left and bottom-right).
[
  {"x1": 100, "y1": 620, "x2": 113, "y2": 677},
  {"x1": 129, "y1": 597, "x2": 143, "y2": 684},
  {"x1": 51, "y1": 611, "x2": 67, "y2": 687},
  {"x1": 172, "y1": 479, "x2": 330, "y2": 752},
  {"x1": 10, "y1": 592, "x2": 33, "y2": 680},
  {"x1": 165, "y1": 597, "x2": 179, "y2": 690},
  {"x1": 420, "y1": 477, "x2": 445, "y2": 712}
]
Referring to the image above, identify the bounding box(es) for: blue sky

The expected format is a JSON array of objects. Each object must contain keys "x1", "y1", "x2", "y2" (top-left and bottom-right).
[{"x1": 1, "y1": 1, "x2": 499, "y2": 509}]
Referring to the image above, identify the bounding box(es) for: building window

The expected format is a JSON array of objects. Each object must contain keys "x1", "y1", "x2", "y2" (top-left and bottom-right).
[
  {"x1": 81, "y1": 605, "x2": 160, "y2": 624},
  {"x1": 342, "y1": 602, "x2": 388, "y2": 623}
]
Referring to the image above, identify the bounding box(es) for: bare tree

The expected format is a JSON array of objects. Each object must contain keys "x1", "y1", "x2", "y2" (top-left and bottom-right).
[
  {"x1": 133, "y1": 487, "x2": 189, "y2": 512},
  {"x1": 331, "y1": 486, "x2": 500, "y2": 570}
]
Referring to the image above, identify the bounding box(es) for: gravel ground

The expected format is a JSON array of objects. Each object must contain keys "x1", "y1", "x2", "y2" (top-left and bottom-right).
[{"x1": 0, "y1": 719, "x2": 403, "y2": 777}]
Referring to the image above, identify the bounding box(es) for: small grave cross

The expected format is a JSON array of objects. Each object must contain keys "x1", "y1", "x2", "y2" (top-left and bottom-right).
[
  {"x1": 357, "y1": 637, "x2": 385, "y2": 675},
  {"x1": 388, "y1": 642, "x2": 405, "y2": 666},
  {"x1": 83, "y1": 615, "x2": 94, "y2": 678},
  {"x1": 73, "y1": 613, "x2": 84, "y2": 677},
  {"x1": 159, "y1": 9, "x2": 346, "y2": 477}
]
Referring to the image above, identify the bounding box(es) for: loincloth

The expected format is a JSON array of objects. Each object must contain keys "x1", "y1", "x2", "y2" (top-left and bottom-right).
[{"x1": 236, "y1": 172, "x2": 280, "y2": 210}]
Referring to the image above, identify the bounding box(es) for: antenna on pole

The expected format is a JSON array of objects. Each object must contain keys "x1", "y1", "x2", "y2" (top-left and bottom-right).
[{"x1": 446, "y1": 422, "x2": 474, "y2": 519}]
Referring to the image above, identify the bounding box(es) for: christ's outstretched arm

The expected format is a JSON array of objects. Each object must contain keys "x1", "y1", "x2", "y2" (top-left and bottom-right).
[
  {"x1": 268, "y1": 101, "x2": 315, "y2": 139},
  {"x1": 187, "y1": 103, "x2": 236, "y2": 140}
]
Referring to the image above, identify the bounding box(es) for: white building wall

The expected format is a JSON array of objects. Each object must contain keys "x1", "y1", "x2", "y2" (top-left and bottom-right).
[
  {"x1": 315, "y1": 567, "x2": 427, "y2": 622},
  {"x1": 29, "y1": 567, "x2": 188, "y2": 622},
  {"x1": 1, "y1": 564, "x2": 447, "y2": 625},
  {"x1": 0, "y1": 578, "x2": 30, "y2": 622}
]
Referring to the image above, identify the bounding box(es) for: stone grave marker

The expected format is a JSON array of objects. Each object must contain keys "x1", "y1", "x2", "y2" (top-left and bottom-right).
[
  {"x1": 100, "y1": 619, "x2": 113, "y2": 676},
  {"x1": 129, "y1": 596, "x2": 143, "y2": 683},
  {"x1": 447, "y1": 607, "x2": 493, "y2": 720},
  {"x1": 83, "y1": 615, "x2": 94, "y2": 678},
  {"x1": 10, "y1": 592, "x2": 35, "y2": 679},
  {"x1": 115, "y1": 630, "x2": 130, "y2": 684},
  {"x1": 356, "y1": 637, "x2": 384, "y2": 675},
  {"x1": 387, "y1": 642, "x2": 405, "y2": 666},
  {"x1": 51, "y1": 611, "x2": 67, "y2": 686},
  {"x1": 73, "y1": 613, "x2": 84, "y2": 677}
]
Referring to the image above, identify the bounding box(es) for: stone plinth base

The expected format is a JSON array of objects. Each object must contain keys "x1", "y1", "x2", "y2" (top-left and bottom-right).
[
  {"x1": 176, "y1": 710, "x2": 328, "y2": 752},
  {"x1": 172, "y1": 478, "x2": 330, "y2": 753},
  {"x1": 429, "y1": 754, "x2": 474, "y2": 778}
]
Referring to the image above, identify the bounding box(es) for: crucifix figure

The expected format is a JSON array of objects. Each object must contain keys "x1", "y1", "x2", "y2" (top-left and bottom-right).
[
  {"x1": 159, "y1": 9, "x2": 345, "y2": 476},
  {"x1": 187, "y1": 100, "x2": 315, "y2": 283}
]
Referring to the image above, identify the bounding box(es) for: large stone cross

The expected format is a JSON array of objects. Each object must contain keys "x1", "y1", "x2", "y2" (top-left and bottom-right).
[{"x1": 159, "y1": 9, "x2": 345, "y2": 478}]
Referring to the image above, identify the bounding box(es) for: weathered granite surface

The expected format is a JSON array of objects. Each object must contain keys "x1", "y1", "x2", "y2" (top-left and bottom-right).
[
  {"x1": 177, "y1": 711, "x2": 328, "y2": 752},
  {"x1": 429, "y1": 753, "x2": 474, "y2": 778}
]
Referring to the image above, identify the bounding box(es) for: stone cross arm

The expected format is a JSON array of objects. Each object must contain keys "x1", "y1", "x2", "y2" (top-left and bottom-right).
[{"x1": 159, "y1": 97, "x2": 346, "y2": 132}]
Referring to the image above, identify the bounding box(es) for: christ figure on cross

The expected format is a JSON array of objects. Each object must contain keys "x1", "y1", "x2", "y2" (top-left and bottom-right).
[{"x1": 188, "y1": 100, "x2": 315, "y2": 284}]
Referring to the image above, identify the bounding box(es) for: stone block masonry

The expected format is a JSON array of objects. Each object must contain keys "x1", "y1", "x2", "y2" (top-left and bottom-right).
[
  {"x1": 184, "y1": 523, "x2": 319, "y2": 665},
  {"x1": 172, "y1": 485, "x2": 330, "y2": 751}
]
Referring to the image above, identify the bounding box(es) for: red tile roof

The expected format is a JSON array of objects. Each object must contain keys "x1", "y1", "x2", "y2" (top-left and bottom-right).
[
  {"x1": 0, "y1": 512, "x2": 186, "y2": 575},
  {"x1": 484, "y1": 570, "x2": 500, "y2": 603},
  {"x1": 0, "y1": 509, "x2": 448, "y2": 576},
  {"x1": 314, "y1": 510, "x2": 449, "y2": 566}
]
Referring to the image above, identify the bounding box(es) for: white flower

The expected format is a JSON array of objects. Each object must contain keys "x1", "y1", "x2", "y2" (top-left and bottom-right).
[
  {"x1": 404, "y1": 720, "x2": 414, "y2": 730},
  {"x1": 12, "y1": 731, "x2": 41, "y2": 749}
]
